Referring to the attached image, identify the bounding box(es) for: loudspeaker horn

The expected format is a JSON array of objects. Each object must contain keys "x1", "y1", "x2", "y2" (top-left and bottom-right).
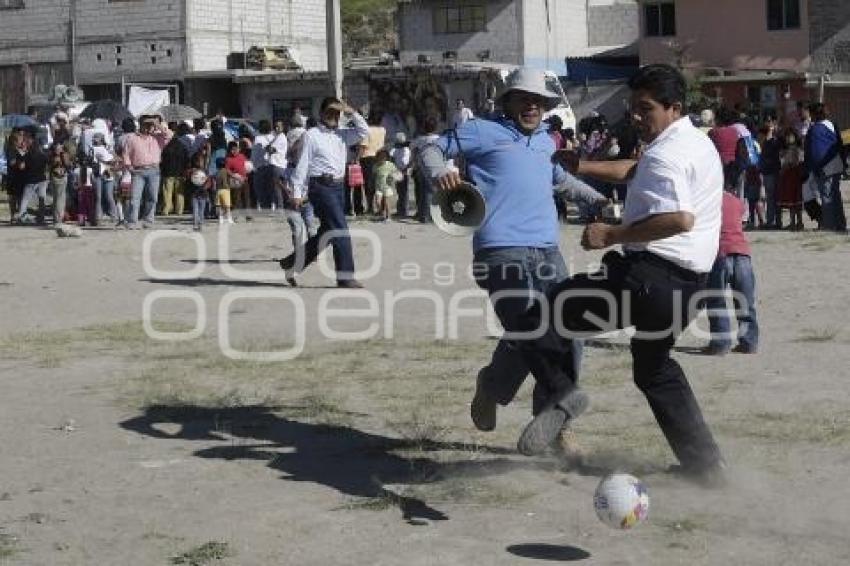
[{"x1": 431, "y1": 181, "x2": 486, "y2": 237}]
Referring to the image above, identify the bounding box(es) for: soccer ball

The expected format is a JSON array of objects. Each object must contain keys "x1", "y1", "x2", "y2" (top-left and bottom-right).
[{"x1": 593, "y1": 473, "x2": 650, "y2": 529}]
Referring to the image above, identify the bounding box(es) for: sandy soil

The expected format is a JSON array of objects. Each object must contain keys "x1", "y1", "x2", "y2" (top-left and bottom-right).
[{"x1": 1, "y1": 195, "x2": 849, "y2": 566}]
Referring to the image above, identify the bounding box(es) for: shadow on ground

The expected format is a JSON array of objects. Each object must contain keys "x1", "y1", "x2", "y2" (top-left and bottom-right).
[
  {"x1": 506, "y1": 543, "x2": 591, "y2": 561},
  {"x1": 120, "y1": 405, "x2": 540, "y2": 524}
]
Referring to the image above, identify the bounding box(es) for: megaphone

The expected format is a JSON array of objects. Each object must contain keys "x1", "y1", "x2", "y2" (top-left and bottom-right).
[{"x1": 431, "y1": 181, "x2": 486, "y2": 237}]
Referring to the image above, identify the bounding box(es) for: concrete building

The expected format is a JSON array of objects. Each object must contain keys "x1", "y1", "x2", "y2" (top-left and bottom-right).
[
  {"x1": 637, "y1": 0, "x2": 850, "y2": 124},
  {"x1": 0, "y1": 0, "x2": 329, "y2": 114},
  {"x1": 397, "y1": 0, "x2": 639, "y2": 76}
]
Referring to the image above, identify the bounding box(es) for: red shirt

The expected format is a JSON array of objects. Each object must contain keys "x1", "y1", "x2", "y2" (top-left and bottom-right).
[
  {"x1": 718, "y1": 192, "x2": 751, "y2": 257},
  {"x1": 708, "y1": 126, "x2": 740, "y2": 165},
  {"x1": 225, "y1": 153, "x2": 247, "y2": 176}
]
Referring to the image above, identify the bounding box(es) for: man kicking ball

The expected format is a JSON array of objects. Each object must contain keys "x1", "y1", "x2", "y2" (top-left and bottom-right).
[
  {"x1": 420, "y1": 68, "x2": 607, "y2": 458},
  {"x1": 518, "y1": 64, "x2": 726, "y2": 486}
]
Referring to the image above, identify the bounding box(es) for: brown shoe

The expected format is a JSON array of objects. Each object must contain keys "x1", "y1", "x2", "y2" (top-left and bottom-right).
[
  {"x1": 550, "y1": 427, "x2": 584, "y2": 468},
  {"x1": 337, "y1": 279, "x2": 364, "y2": 289}
]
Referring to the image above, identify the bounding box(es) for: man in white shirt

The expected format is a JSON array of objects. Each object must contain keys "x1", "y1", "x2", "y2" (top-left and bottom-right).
[
  {"x1": 251, "y1": 119, "x2": 289, "y2": 210},
  {"x1": 514, "y1": 64, "x2": 726, "y2": 486},
  {"x1": 279, "y1": 97, "x2": 369, "y2": 288},
  {"x1": 452, "y1": 98, "x2": 474, "y2": 129}
]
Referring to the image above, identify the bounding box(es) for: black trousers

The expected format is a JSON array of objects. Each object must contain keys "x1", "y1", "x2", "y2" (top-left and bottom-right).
[{"x1": 518, "y1": 250, "x2": 722, "y2": 470}]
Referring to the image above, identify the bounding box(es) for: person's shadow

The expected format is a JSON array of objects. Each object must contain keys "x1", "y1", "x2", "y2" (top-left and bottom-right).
[{"x1": 120, "y1": 404, "x2": 531, "y2": 524}]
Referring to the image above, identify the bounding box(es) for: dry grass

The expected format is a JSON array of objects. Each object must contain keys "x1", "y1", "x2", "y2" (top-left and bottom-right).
[
  {"x1": 716, "y1": 410, "x2": 850, "y2": 445},
  {"x1": 170, "y1": 541, "x2": 232, "y2": 565}
]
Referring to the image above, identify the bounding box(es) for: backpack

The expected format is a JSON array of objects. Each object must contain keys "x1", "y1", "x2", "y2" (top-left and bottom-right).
[{"x1": 736, "y1": 135, "x2": 760, "y2": 169}]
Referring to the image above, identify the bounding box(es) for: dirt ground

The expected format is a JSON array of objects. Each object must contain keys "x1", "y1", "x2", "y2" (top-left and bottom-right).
[{"x1": 1, "y1": 195, "x2": 849, "y2": 565}]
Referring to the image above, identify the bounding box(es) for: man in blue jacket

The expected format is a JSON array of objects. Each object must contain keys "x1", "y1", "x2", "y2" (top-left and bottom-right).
[
  {"x1": 420, "y1": 68, "x2": 605, "y2": 457},
  {"x1": 804, "y1": 102, "x2": 847, "y2": 232}
]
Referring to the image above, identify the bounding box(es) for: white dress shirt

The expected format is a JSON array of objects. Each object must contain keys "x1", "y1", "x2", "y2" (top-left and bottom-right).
[
  {"x1": 291, "y1": 112, "x2": 369, "y2": 199},
  {"x1": 253, "y1": 132, "x2": 288, "y2": 169},
  {"x1": 622, "y1": 116, "x2": 723, "y2": 273},
  {"x1": 391, "y1": 146, "x2": 411, "y2": 170}
]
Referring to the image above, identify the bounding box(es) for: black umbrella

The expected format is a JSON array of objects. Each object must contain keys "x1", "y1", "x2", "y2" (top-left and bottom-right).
[{"x1": 79, "y1": 100, "x2": 133, "y2": 123}]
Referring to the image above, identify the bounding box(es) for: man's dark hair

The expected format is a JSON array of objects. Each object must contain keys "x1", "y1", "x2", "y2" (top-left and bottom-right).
[
  {"x1": 257, "y1": 119, "x2": 272, "y2": 134},
  {"x1": 421, "y1": 115, "x2": 439, "y2": 135},
  {"x1": 193, "y1": 118, "x2": 206, "y2": 132},
  {"x1": 320, "y1": 96, "x2": 342, "y2": 113},
  {"x1": 715, "y1": 106, "x2": 735, "y2": 126},
  {"x1": 227, "y1": 141, "x2": 238, "y2": 151},
  {"x1": 808, "y1": 102, "x2": 827, "y2": 121},
  {"x1": 121, "y1": 117, "x2": 136, "y2": 134},
  {"x1": 628, "y1": 64, "x2": 686, "y2": 109},
  {"x1": 176, "y1": 122, "x2": 192, "y2": 137}
]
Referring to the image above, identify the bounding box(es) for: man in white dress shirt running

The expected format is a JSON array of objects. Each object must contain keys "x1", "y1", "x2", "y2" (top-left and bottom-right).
[{"x1": 279, "y1": 97, "x2": 369, "y2": 288}]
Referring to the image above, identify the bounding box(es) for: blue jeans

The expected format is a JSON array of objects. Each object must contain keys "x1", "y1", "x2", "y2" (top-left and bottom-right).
[
  {"x1": 94, "y1": 176, "x2": 117, "y2": 223},
  {"x1": 813, "y1": 173, "x2": 846, "y2": 231},
  {"x1": 192, "y1": 195, "x2": 207, "y2": 228},
  {"x1": 705, "y1": 254, "x2": 759, "y2": 352},
  {"x1": 285, "y1": 202, "x2": 317, "y2": 250},
  {"x1": 414, "y1": 169, "x2": 433, "y2": 222},
  {"x1": 128, "y1": 167, "x2": 161, "y2": 225},
  {"x1": 279, "y1": 178, "x2": 356, "y2": 281},
  {"x1": 474, "y1": 246, "x2": 583, "y2": 414}
]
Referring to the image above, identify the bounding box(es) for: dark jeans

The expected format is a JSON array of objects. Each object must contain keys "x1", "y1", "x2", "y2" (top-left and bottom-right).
[
  {"x1": 414, "y1": 169, "x2": 433, "y2": 222},
  {"x1": 515, "y1": 250, "x2": 722, "y2": 470},
  {"x1": 474, "y1": 246, "x2": 583, "y2": 415},
  {"x1": 813, "y1": 173, "x2": 846, "y2": 231},
  {"x1": 396, "y1": 173, "x2": 409, "y2": 217},
  {"x1": 254, "y1": 165, "x2": 277, "y2": 208},
  {"x1": 280, "y1": 178, "x2": 355, "y2": 282},
  {"x1": 705, "y1": 254, "x2": 758, "y2": 352}
]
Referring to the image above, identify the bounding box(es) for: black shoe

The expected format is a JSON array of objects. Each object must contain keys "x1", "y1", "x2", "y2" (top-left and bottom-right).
[
  {"x1": 517, "y1": 389, "x2": 589, "y2": 456},
  {"x1": 732, "y1": 344, "x2": 757, "y2": 354},
  {"x1": 470, "y1": 369, "x2": 497, "y2": 432},
  {"x1": 337, "y1": 279, "x2": 364, "y2": 289},
  {"x1": 700, "y1": 345, "x2": 730, "y2": 356},
  {"x1": 667, "y1": 459, "x2": 728, "y2": 489},
  {"x1": 286, "y1": 276, "x2": 297, "y2": 287}
]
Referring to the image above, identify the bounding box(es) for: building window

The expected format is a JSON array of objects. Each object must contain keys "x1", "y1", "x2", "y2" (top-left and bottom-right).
[
  {"x1": 116, "y1": 58, "x2": 123, "y2": 66},
  {"x1": 767, "y1": 0, "x2": 800, "y2": 30},
  {"x1": 644, "y1": 2, "x2": 676, "y2": 37},
  {"x1": 433, "y1": 5, "x2": 486, "y2": 34},
  {"x1": 0, "y1": 0, "x2": 24, "y2": 9}
]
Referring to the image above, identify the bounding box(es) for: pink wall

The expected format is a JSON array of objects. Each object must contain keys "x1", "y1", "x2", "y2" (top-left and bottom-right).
[{"x1": 639, "y1": 0, "x2": 811, "y2": 71}]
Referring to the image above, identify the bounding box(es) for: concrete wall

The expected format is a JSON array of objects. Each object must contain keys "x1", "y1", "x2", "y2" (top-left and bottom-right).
[
  {"x1": 0, "y1": 0, "x2": 71, "y2": 66},
  {"x1": 75, "y1": 0, "x2": 186, "y2": 81},
  {"x1": 639, "y1": 0, "x2": 811, "y2": 71},
  {"x1": 186, "y1": 0, "x2": 328, "y2": 73},
  {"x1": 809, "y1": 0, "x2": 850, "y2": 73},
  {"x1": 398, "y1": 0, "x2": 522, "y2": 66},
  {"x1": 588, "y1": 0, "x2": 639, "y2": 47},
  {"x1": 522, "y1": 0, "x2": 588, "y2": 75}
]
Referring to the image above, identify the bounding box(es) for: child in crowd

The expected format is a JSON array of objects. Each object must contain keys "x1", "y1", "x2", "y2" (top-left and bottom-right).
[
  {"x1": 739, "y1": 137, "x2": 766, "y2": 229},
  {"x1": 76, "y1": 162, "x2": 95, "y2": 226},
  {"x1": 215, "y1": 157, "x2": 234, "y2": 224},
  {"x1": 390, "y1": 133, "x2": 411, "y2": 217},
  {"x1": 188, "y1": 152, "x2": 211, "y2": 231},
  {"x1": 372, "y1": 149, "x2": 399, "y2": 222},
  {"x1": 703, "y1": 175, "x2": 760, "y2": 355},
  {"x1": 776, "y1": 131, "x2": 805, "y2": 230},
  {"x1": 224, "y1": 141, "x2": 248, "y2": 211}
]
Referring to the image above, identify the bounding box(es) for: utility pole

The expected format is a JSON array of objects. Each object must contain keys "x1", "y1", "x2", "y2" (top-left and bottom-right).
[{"x1": 326, "y1": 0, "x2": 343, "y2": 98}]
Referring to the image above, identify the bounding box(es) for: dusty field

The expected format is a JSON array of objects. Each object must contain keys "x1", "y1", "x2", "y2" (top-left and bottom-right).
[{"x1": 1, "y1": 196, "x2": 850, "y2": 565}]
